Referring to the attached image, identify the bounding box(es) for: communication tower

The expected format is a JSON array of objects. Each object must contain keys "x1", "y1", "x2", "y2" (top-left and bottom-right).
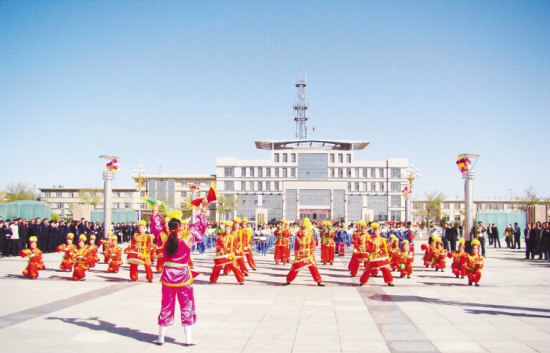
[{"x1": 293, "y1": 78, "x2": 309, "y2": 139}]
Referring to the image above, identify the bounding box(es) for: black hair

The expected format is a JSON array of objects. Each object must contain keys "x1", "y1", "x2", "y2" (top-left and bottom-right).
[{"x1": 165, "y1": 218, "x2": 182, "y2": 259}]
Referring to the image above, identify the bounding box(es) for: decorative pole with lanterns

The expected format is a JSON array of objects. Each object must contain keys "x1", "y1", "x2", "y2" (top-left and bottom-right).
[
  {"x1": 131, "y1": 166, "x2": 148, "y2": 221},
  {"x1": 457, "y1": 154, "x2": 479, "y2": 252},
  {"x1": 402, "y1": 164, "x2": 421, "y2": 224},
  {"x1": 99, "y1": 155, "x2": 119, "y2": 240}
]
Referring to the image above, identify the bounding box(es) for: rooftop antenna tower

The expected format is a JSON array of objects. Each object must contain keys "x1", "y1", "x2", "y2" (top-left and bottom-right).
[{"x1": 294, "y1": 74, "x2": 309, "y2": 139}]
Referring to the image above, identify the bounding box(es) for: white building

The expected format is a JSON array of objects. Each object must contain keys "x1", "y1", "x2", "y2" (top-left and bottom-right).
[{"x1": 216, "y1": 139, "x2": 409, "y2": 224}]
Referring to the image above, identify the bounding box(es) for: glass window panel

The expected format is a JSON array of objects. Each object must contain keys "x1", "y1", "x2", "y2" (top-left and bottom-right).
[
  {"x1": 266, "y1": 167, "x2": 271, "y2": 177},
  {"x1": 391, "y1": 182, "x2": 400, "y2": 191},
  {"x1": 283, "y1": 153, "x2": 288, "y2": 163},
  {"x1": 241, "y1": 167, "x2": 246, "y2": 177},
  {"x1": 333, "y1": 190, "x2": 345, "y2": 220},
  {"x1": 291, "y1": 153, "x2": 296, "y2": 163},
  {"x1": 299, "y1": 190, "x2": 331, "y2": 206},
  {"x1": 348, "y1": 195, "x2": 362, "y2": 222},
  {"x1": 224, "y1": 167, "x2": 234, "y2": 177},
  {"x1": 224, "y1": 181, "x2": 234, "y2": 191},
  {"x1": 298, "y1": 153, "x2": 328, "y2": 181},
  {"x1": 237, "y1": 195, "x2": 257, "y2": 221},
  {"x1": 391, "y1": 168, "x2": 401, "y2": 178},
  {"x1": 274, "y1": 153, "x2": 279, "y2": 163},
  {"x1": 379, "y1": 168, "x2": 384, "y2": 178},
  {"x1": 368, "y1": 196, "x2": 388, "y2": 222},
  {"x1": 286, "y1": 189, "x2": 297, "y2": 221},
  {"x1": 262, "y1": 195, "x2": 283, "y2": 221},
  {"x1": 249, "y1": 167, "x2": 254, "y2": 177},
  {"x1": 391, "y1": 195, "x2": 401, "y2": 207}
]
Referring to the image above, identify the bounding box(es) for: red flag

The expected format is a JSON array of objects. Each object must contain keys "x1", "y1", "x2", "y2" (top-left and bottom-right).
[
  {"x1": 313, "y1": 126, "x2": 315, "y2": 132},
  {"x1": 189, "y1": 182, "x2": 217, "y2": 207}
]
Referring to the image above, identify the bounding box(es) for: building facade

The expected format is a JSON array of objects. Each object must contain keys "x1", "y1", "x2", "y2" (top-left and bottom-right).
[{"x1": 217, "y1": 139, "x2": 409, "y2": 224}]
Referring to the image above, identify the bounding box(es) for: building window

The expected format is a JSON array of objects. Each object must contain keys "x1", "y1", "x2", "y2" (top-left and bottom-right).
[
  {"x1": 274, "y1": 153, "x2": 279, "y2": 163},
  {"x1": 266, "y1": 168, "x2": 271, "y2": 177},
  {"x1": 354, "y1": 182, "x2": 359, "y2": 191},
  {"x1": 363, "y1": 168, "x2": 367, "y2": 178},
  {"x1": 113, "y1": 203, "x2": 119, "y2": 209},
  {"x1": 298, "y1": 153, "x2": 328, "y2": 181},
  {"x1": 330, "y1": 168, "x2": 335, "y2": 177},
  {"x1": 391, "y1": 182, "x2": 400, "y2": 191},
  {"x1": 391, "y1": 195, "x2": 401, "y2": 207},
  {"x1": 258, "y1": 168, "x2": 263, "y2": 178},
  {"x1": 113, "y1": 192, "x2": 119, "y2": 197},
  {"x1": 379, "y1": 168, "x2": 384, "y2": 178},
  {"x1": 338, "y1": 168, "x2": 344, "y2": 178},
  {"x1": 508, "y1": 204, "x2": 514, "y2": 210},
  {"x1": 56, "y1": 192, "x2": 62, "y2": 197},
  {"x1": 181, "y1": 192, "x2": 185, "y2": 197},
  {"x1": 258, "y1": 182, "x2": 263, "y2": 191},
  {"x1": 391, "y1": 168, "x2": 401, "y2": 178},
  {"x1": 283, "y1": 153, "x2": 288, "y2": 163},
  {"x1": 274, "y1": 181, "x2": 279, "y2": 191},
  {"x1": 290, "y1": 168, "x2": 296, "y2": 177},
  {"x1": 300, "y1": 190, "x2": 331, "y2": 206},
  {"x1": 391, "y1": 211, "x2": 401, "y2": 222},
  {"x1": 274, "y1": 168, "x2": 279, "y2": 177},
  {"x1": 348, "y1": 182, "x2": 352, "y2": 191},
  {"x1": 443, "y1": 203, "x2": 450, "y2": 209},
  {"x1": 249, "y1": 181, "x2": 254, "y2": 191},
  {"x1": 56, "y1": 203, "x2": 63, "y2": 209},
  {"x1": 266, "y1": 181, "x2": 270, "y2": 191},
  {"x1": 379, "y1": 182, "x2": 384, "y2": 191},
  {"x1": 124, "y1": 192, "x2": 131, "y2": 197},
  {"x1": 456, "y1": 203, "x2": 461, "y2": 209},
  {"x1": 241, "y1": 167, "x2": 246, "y2": 177},
  {"x1": 224, "y1": 181, "x2": 234, "y2": 191},
  {"x1": 141, "y1": 191, "x2": 146, "y2": 197},
  {"x1": 346, "y1": 154, "x2": 351, "y2": 163},
  {"x1": 44, "y1": 192, "x2": 51, "y2": 197},
  {"x1": 371, "y1": 168, "x2": 375, "y2": 178},
  {"x1": 330, "y1": 154, "x2": 335, "y2": 163},
  {"x1": 347, "y1": 168, "x2": 352, "y2": 178},
  {"x1": 338, "y1": 154, "x2": 343, "y2": 163},
  {"x1": 67, "y1": 192, "x2": 74, "y2": 197},
  {"x1": 282, "y1": 168, "x2": 288, "y2": 178},
  {"x1": 291, "y1": 153, "x2": 296, "y2": 163},
  {"x1": 141, "y1": 203, "x2": 146, "y2": 209},
  {"x1": 249, "y1": 167, "x2": 254, "y2": 177},
  {"x1": 371, "y1": 183, "x2": 376, "y2": 191},
  {"x1": 362, "y1": 182, "x2": 367, "y2": 191},
  {"x1": 241, "y1": 182, "x2": 245, "y2": 191},
  {"x1": 455, "y1": 216, "x2": 461, "y2": 221},
  {"x1": 125, "y1": 203, "x2": 131, "y2": 209},
  {"x1": 224, "y1": 167, "x2": 234, "y2": 177},
  {"x1": 368, "y1": 195, "x2": 388, "y2": 222}
]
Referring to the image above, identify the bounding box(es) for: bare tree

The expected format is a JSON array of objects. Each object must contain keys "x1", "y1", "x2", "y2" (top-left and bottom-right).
[
  {"x1": 4, "y1": 182, "x2": 37, "y2": 202},
  {"x1": 79, "y1": 189, "x2": 103, "y2": 207},
  {"x1": 216, "y1": 195, "x2": 241, "y2": 221},
  {"x1": 413, "y1": 191, "x2": 446, "y2": 225},
  {"x1": 518, "y1": 186, "x2": 541, "y2": 210}
]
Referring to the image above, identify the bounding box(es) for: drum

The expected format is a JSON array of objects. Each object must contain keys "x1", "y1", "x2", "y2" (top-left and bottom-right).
[
  {"x1": 156, "y1": 248, "x2": 164, "y2": 259},
  {"x1": 369, "y1": 256, "x2": 390, "y2": 269},
  {"x1": 127, "y1": 252, "x2": 145, "y2": 265},
  {"x1": 213, "y1": 254, "x2": 232, "y2": 266},
  {"x1": 253, "y1": 236, "x2": 260, "y2": 242},
  {"x1": 291, "y1": 258, "x2": 311, "y2": 271},
  {"x1": 260, "y1": 236, "x2": 268, "y2": 243},
  {"x1": 356, "y1": 252, "x2": 370, "y2": 262},
  {"x1": 409, "y1": 243, "x2": 415, "y2": 253}
]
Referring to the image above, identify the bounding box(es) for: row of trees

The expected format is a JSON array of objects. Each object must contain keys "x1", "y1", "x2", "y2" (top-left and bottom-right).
[{"x1": 414, "y1": 186, "x2": 549, "y2": 228}]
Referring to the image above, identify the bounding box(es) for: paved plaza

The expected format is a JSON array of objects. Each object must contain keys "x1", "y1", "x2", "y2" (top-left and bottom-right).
[{"x1": 1, "y1": 239, "x2": 549, "y2": 353}]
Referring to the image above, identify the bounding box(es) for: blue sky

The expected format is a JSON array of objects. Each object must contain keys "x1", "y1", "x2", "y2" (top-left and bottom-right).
[{"x1": 1, "y1": 1, "x2": 549, "y2": 200}]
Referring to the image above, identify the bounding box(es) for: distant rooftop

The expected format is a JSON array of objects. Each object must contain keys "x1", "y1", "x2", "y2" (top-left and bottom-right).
[{"x1": 254, "y1": 139, "x2": 370, "y2": 151}]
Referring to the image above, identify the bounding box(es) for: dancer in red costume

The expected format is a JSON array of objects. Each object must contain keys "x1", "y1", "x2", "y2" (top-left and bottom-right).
[
  {"x1": 72, "y1": 235, "x2": 89, "y2": 281},
  {"x1": 320, "y1": 221, "x2": 336, "y2": 265},
  {"x1": 398, "y1": 239, "x2": 414, "y2": 278},
  {"x1": 284, "y1": 218, "x2": 324, "y2": 286},
  {"x1": 388, "y1": 235, "x2": 400, "y2": 271},
  {"x1": 421, "y1": 236, "x2": 438, "y2": 268},
  {"x1": 19, "y1": 236, "x2": 45, "y2": 279},
  {"x1": 447, "y1": 239, "x2": 467, "y2": 278},
  {"x1": 359, "y1": 222, "x2": 394, "y2": 286},
  {"x1": 125, "y1": 220, "x2": 153, "y2": 282},
  {"x1": 349, "y1": 221, "x2": 369, "y2": 277},
  {"x1": 106, "y1": 234, "x2": 123, "y2": 273},
  {"x1": 57, "y1": 233, "x2": 76, "y2": 271},
  {"x1": 210, "y1": 221, "x2": 245, "y2": 284},
  {"x1": 433, "y1": 239, "x2": 447, "y2": 272},
  {"x1": 240, "y1": 218, "x2": 257, "y2": 270},
  {"x1": 463, "y1": 239, "x2": 484, "y2": 286}
]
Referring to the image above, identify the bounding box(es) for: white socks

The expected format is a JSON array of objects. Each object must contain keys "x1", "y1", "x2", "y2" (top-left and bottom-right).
[
  {"x1": 154, "y1": 325, "x2": 167, "y2": 345},
  {"x1": 184, "y1": 325, "x2": 198, "y2": 345}
]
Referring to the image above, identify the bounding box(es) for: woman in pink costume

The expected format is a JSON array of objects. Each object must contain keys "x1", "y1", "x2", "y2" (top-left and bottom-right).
[{"x1": 151, "y1": 199, "x2": 208, "y2": 346}]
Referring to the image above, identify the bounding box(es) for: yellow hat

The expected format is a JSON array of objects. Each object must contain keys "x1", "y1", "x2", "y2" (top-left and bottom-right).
[
  {"x1": 29, "y1": 236, "x2": 37, "y2": 243},
  {"x1": 167, "y1": 209, "x2": 183, "y2": 221},
  {"x1": 402, "y1": 239, "x2": 409, "y2": 244},
  {"x1": 138, "y1": 220, "x2": 147, "y2": 227},
  {"x1": 78, "y1": 235, "x2": 87, "y2": 242},
  {"x1": 432, "y1": 236, "x2": 440, "y2": 243},
  {"x1": 90, "y1": 235, "x2": 96, "y2": 240},
  {"x1": 242, "y1": 217, "x2": 248, "y2": 223},
  {"x1": 371, "y1": 222, "x2": 380, "y2": 229},
  {"x1": 107, "y1": 231, "x2": 113, "y2": 236},
  {"x1": 226, "y1": 221, "x2": 233, "y2": 227},
  {"x1": 234, "y1": 218, "x2": 241, "y2": 223},
  {"x1": 67, "y1": 233, "x2": 74, "y2": 240},
  {"x1": 182, "y1": 219, "x2": 189, "y2": 225},
  {"x1": 164, "y1": 216, "x2": 171, "y2": 222},
  {"x1": 357, "y1": 220, "x2": 366, "y2": 227},
  {"x1": 459, "y1": 239, "x2": 465, "y2": 244},
  {"x1": 111, "y1": 235, "x2": 118, "y2": 241},
  {"x1": 471, "y1": 239, "x2": 480, "y2": 247},
  {"x1": 302, "y1": 218, "x2": 312, "y2": 229},
  {"x1": 390, "y1": 234, "x2": 398, "y2": 240}
]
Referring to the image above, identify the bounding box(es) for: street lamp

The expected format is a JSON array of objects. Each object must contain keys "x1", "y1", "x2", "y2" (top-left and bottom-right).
[
  {"x1": 99, "y1": 155, "x2": 119, "y2": 239},
  {"x1": 457, "y1": 153, "x2": 479, "y2": 252},
  {"x1": 403, "y1": 164, "x2": 422, "y2": 224},
  {"x1": 131, "y1": 166, "x2": 147, "y2": 221}
]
